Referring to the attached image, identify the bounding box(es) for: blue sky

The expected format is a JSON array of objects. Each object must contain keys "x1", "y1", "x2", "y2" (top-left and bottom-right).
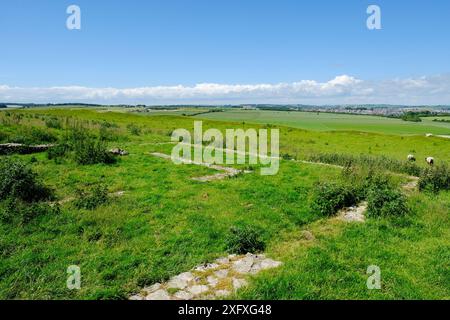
[{"x1": 1, "y1": 0, "x2": 450, "y2": 104}]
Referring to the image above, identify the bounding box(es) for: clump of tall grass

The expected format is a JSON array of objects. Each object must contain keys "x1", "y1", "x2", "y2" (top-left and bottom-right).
[
  {"x1": 47, "y1": 124, "x2": 116, "y2": 165},
  {"x1": 226, "y1": 225, "x2": 266, "y2": 254},
  {"x1": 366, "y1": 175, "x2": 409, "y2": 217},
  {"x1": 65, "y1": 126, "x2": 116, "y2": 165},
  {"x1": 9, "y1": 126, "x2": 58, "y2": 145},
  {"x1": 418, "y1": 164, "x2": 450, "y2": 193},
  {"x1": 312, "y1": 165, "x2": 411, "y2": 218},
  {"x1": 0, "y1": 158, "x2": 57, "y2": 225},
  {"x1": 311, "y1": 181, "x2": 362, "y2": 216},
  {"x1": 73, "y1": 183, "x2": 109, "y2": 210},
  {"x1": 0, "y1": 158, "x2": 54, "y2": 203},
  {"x1": 45, "y1": 117, "x2": 63, "y2": 129},
  {"x1": 308, "y1": 152, "x2": 423, "y2": 176}
]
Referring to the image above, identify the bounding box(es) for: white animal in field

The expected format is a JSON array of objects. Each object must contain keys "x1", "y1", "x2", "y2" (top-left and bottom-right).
[
  {"x1": 426, "y1": 157, "x2": 434, "y2": 166},
  {"x1": 407, "y1": 154, "x2": 416, "y2": 162}
]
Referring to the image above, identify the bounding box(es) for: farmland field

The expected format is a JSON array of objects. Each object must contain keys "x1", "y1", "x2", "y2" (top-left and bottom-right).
[
  {"x1": 0, "y1": 108, "x2": 449, "y2": 300},
  {"x1": 193, "y1": 109, "x2": 450, "y2": 135}
]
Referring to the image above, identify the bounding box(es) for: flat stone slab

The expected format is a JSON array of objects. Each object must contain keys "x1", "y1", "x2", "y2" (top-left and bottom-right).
[
  {"x1": 187, "y1": 285, "x2": 210, "y2": 295},
  {"x1": 167, "y1": 272, "x2": 194, "y2": 289},
  {"x1": 174, "y1": 290, "x2": 194, "y2": 300},
  {"x1": 145, "y1": 289, "x2": 171, "y2": 300},
  {"x1": 130, "y1": 253, "x2": 282, "y2": 301}
]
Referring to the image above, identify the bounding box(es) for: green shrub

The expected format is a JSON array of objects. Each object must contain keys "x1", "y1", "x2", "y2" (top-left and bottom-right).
[
  {"x1": 10, "y1": 127, "x2": 58, "y2": 145},
  {"x1": 418, "y1": 165, "x2": 450, "y2": 193},
  {"x1": 0, "y1": 158, "x2": 53, "y2": 202},
  {"x1": 308, "y1": 153, "x2": 423, "y2": 177},
  {"x1": 127, "y1": 123, "x2": 141, "y2": 136},
  {"x1": 226, "y1": 225, "x2": 266, "y2": 254},
  {"x1": 73, "y1": 139, "x2": 116, "y2": 165},
  {"x1": 65, "y1": 127, "x2": 116, "y2": 165},
  {"x1": 366, "y1": 184, "x2": 409, "y2": 217},
  {"x1": 0, "y1": 131, "x2": 9, "y2": 143},
  {"x1": 45, "y1": 117, "x2": 62, "y2": 129},
  {"x1": 47, "y1": 143, "x2": 69, "y2": 161},
  {"x1": 0, "y1": 197, "x2": 60, "y2": 225},
  {"x1": 74, "y1": 184, "x2": 109, "y2": 210},
  {"x1": 100, "y1": 121, "x2": 119, "y2": 129},
  {"x1": 99, "y1": 124, "x2": 122, "y2": 142},
  {"x1": 311, "y1": 182, "x2": 361, "y2": 216}
]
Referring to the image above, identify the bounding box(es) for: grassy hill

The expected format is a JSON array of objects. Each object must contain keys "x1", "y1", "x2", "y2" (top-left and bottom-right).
[{"x1": 0, "y1": 108, "x2": 448, "y2": 299}]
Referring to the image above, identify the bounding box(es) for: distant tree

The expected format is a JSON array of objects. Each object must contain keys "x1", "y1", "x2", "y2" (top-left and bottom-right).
[{"x1": 0, "y1": 104, "x2": 7, "y2": 109}]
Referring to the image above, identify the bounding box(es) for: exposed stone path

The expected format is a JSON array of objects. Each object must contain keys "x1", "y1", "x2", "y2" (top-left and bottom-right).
[
  {"x1": 129, "y1": 253, "x2": 282, "y2": 300},
  {"x1": 338, "y1": 201, "x2": 367, "y2": 223}
]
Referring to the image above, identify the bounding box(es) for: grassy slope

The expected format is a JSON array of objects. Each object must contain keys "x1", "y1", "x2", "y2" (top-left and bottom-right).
[
  {"x1": 194, "y1": 110, "x2": 450, "y2": 135},
  {"x1": 0, "y1": 108, "x2": 449, "y2": 299},
  {"x1": 237, "y1": 191, "x2": 449, "y2": 299},
  {"x1": 22, "y1": 108, "x2": 450, "y2": 164}
]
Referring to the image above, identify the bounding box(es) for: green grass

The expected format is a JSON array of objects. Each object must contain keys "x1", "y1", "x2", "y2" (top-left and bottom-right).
[
  {"x1": 0, "y1": 108, "x2": 448, "y2": 300},
  {"x1": 237, "y1": 191, "x2": 450, "y2": 299}
]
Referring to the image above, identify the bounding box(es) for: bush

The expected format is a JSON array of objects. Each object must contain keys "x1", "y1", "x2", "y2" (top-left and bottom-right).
[
  {"x1": 127, "y1": 123, "x2": 141, "y2": 136},
  {"x1": 226, "y1": 225, "x2": 266, "y2": 254},
  {"x1": 308, "y1": 153, "x2": 423, "y2": 177},
  {"x1": 418, "y1": 165, "x2": 450, "y2": 193},
  {"x1": 47, "y1": 143, "x2": 69, "y2": 161},
  {"x1": 0, "y1": 131, "x2": 9, "y2": 143},
  {"x1": 65, "y1": 127, "x2": 116, "y2": 165},
  {"x1": 45, "y1": 117, "x2": 62, "y2": 129},
  {"x1": 0, "y1": 158, "x2": 53, "y2": 202},
  {"x1": 311, "y1": 182, "x2": 361, "y2": 216},
  {"x1": 73, "y1": 139, "x2": 116, "y2": 165},
  {"x1": 74, "y1": 184, "x2": 109, "y2": 210},
  {"x1": 10, "y1": 127, "x2": 58, "y2": 145},
  {"x1": 366, "y1": 183, "x2": 409, "y2": 217},
  {"x1": 0, "y1": 197, "x2": 60, "y2": 225}
]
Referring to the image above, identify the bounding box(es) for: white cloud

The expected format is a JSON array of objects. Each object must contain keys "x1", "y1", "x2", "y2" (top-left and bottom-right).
[{"x1": 0, "y1": 74, "x2": 449, "y2": 105}]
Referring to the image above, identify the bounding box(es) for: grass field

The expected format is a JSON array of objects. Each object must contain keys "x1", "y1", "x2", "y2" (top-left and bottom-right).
[
  {"x1": 193, "y1": 109, "x2": 450, "y2": 136},
  {"x1": 0, "y1": 108, "x2": 448, "y2": 300}
]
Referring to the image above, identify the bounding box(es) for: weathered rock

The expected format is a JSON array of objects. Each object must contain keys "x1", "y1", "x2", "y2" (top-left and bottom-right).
[
  {"x1": 214, "y1": 269, "x2": 229, "y2": 279},
  {"x1": 215, "y1": 290, "x2": 231, "y2": 297},
  {"x1": 145, "y1": 289, "x2": 171, "y2": 300},
  {"x1": 0, "y1": 143, "x2": 55, "y2": 155},
  {"x1": 167, "y1": 272, "x2": 194, "y2": 289},
  {"x1": 339, "y1": 202, "x2": 367, "y2": 223},
  {"x1": 232, "y1": 256, "x2": 254, "y2": 274},
  {"x1": 232, "y1": 278, "x2": 248, "y2": 290},
  {"x1": 187, "y1": 285, "x2": 210, "y2": 296},
  {"x1": 174, "y1": 290, "x2": 194, "y2": 300},
  {"x1": 142, "y1": 283, "x2": 161, "y2": 294},
  {"x1": 206, "y1": 276, "x2": 219, "y2": 287},
  {"x1": 301, "y1": 230, "x2": 315, "y2": 241},
  {"x1": 259, "y1": 258, "x2": 282, "y2": 270},
  {"x1": 130, "y1": 253, "x2": 282, "y2": 301},
  {"x1": 109, "y1": 148, "x2": 129, "y2": 156},
  {"x1": 195, "y1": 263, "x2": 219, "y2": 272},
  {"x1": 215, "y1": 257, "x2": 230, "y2": 265}
]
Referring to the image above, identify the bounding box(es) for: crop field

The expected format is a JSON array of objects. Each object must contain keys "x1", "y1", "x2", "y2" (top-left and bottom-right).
[
  {"x1": 193, "y1": 109, "x2": 450, "y2": 136},
  {"x1": 0, "y1": 108, "x2": 449, "y2": 300}
]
